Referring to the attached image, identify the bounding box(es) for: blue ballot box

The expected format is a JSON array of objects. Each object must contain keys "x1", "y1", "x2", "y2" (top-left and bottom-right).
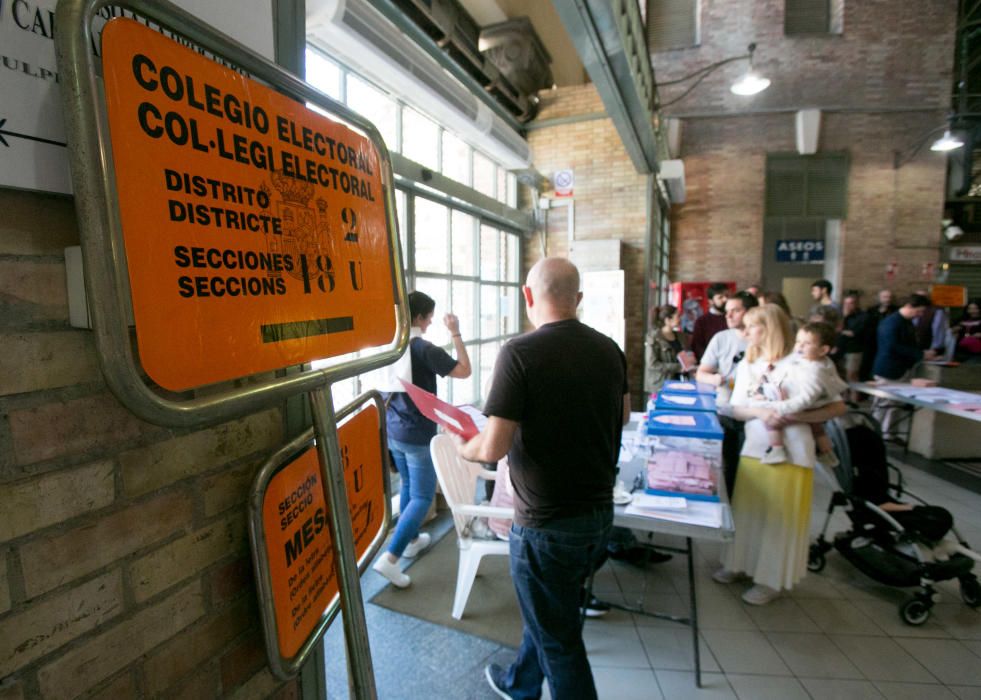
[
  {"x1": 654, "y1": 391, "x2": 717, "y2": 413},
  {"x1": 661, "y1": 380, "x2": 716, "y2": 396},
  {"x1": 645, "y1": 411, "x2": 723, "y2": 501}
]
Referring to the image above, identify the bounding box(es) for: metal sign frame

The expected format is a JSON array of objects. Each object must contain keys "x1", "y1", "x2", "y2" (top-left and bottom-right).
[
  {"x1": 249, "y1": 391, "x2": 392, "y2": 680},
  {"x1": 55, "y1": 2, "x2": 410, "y2": 696},
  {"x1": 54, "y1": 0, "x2": 410, "y2": 430}
]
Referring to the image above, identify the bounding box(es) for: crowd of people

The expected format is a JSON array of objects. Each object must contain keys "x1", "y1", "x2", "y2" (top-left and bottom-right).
[{"x1": 373, "y1": 268, "x2": 979, "y2": 699}]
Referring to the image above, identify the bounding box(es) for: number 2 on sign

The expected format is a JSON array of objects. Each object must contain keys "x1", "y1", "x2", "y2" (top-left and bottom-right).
[{"x1": 342, "y1": 207, "x2": 365, "y2": 291}]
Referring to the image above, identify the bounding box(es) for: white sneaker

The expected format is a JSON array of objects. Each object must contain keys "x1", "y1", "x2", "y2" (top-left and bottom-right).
[
  {"x1": 402, "y1": 532, "x2": 431, "y2": 558},
  {"x1": 712, "y1": 568, "x2": 744, "y2": 584},
  {"x1": 372, "y1": 556, "x2": 410, "y2": 588},
  {"x1": 761, "y1": 446, "x2": 787, "y2": 464},
  {"x1": 470, "y1": 519, "x2": 496, "y2": 540},
  {"x1": 741, "y1": 584, "x2": 780, "y2": 605},
  {"x1": 817, "y1": 451, "x2": 840, "y2": 468}
]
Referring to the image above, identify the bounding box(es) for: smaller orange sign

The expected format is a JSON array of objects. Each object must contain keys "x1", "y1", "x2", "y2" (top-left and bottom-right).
[
  {"x1": 261, "y1": 403, "x2": 385, "y2": 659},
  {"x1": 931, "y1": 284, "x2": 968, "y2": 308}
]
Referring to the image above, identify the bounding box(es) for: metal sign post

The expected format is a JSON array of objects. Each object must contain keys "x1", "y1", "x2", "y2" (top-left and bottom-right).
[
  {"x1": 55, "y1": 1, "x2": 410, "y2": 696},
  {"x1": 309, "y1": 387, "x2": 375, "y2": 693}
]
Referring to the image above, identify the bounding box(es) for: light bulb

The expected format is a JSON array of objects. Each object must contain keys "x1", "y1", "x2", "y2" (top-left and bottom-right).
[
  {"x1": 730, "y1": 72, "x2": 770, "y2": 96},
  {"x1": 930, "y1": 130, "x2": 964, "y2": 152}
]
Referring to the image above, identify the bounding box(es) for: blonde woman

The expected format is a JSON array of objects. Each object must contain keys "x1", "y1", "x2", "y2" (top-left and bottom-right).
[{"x1": 713, "y1": 304, "x2": 845, "y2": 605}]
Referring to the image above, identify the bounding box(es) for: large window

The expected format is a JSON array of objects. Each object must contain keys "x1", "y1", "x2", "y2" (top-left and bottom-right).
[
  {"x1": 646, "y1": 0, "x2": 699, "y2": 52},
  {"x1": 785, "y1": 0, "x2": 844, "y2": 35},
  {"x1": 305, "y1": 48, "x2": 525, "y2": 406}
]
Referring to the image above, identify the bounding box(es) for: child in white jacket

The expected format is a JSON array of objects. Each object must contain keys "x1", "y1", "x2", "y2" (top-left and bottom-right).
[{"x1": 755, "y1": 322, "x2": 847, "y2": 466}]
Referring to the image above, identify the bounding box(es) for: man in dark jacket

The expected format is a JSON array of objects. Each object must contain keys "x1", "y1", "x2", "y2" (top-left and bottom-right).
[
  {"x1": 860, "y1": 289, "x2": 898, "y2": 380},
  {"x1": 690, "y1": 282, "x2": 729, "y2": 361},
  {"x1": 837, "y1": 292, "x2": 867, "y2": 392},
  {"x1": 871, "y1": 294, "x2": 936, "y2": 437}
]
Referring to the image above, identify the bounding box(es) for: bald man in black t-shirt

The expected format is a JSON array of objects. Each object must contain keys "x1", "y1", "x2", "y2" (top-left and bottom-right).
[{"x1": 459, "y1": 257, "x2": 628, "y2": 700}]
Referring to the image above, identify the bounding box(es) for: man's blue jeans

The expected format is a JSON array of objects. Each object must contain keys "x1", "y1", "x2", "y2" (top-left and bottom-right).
[
  {"x1": 502, "y1": 507, "x2": 613, "y2": 700},
  {"x1": 387, "y1": 438, "x2": 437, "y2": 557}
]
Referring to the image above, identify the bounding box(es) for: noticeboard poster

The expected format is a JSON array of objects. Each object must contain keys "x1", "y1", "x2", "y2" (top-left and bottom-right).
[
  {"x1": 260, "y1": 402, "x2": 386, "y2": 660},
  {"x1": 100, "y1": 18, "x2": 397, "y2": 390}
]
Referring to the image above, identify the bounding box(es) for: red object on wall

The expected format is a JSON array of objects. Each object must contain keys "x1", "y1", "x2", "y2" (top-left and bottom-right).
[
  {"x1": 669, "y1": 282, "x2": 737, "y2": 314},
  {"x1": 669, "y1": 282, "x2": 738, "y2": 335}
]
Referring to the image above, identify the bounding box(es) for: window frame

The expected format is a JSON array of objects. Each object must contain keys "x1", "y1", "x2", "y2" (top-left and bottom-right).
[{"x1": 304, "y1": 45, "x2": 526, "y2": 406}]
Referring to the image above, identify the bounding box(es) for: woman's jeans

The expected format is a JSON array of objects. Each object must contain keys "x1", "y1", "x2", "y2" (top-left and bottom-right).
[
  {"x1": 502, "y1": 507, "x2": 613, "y2": 700},
  {"x1": 387, "y1": 438, "x2": 437, "y2": 557}
]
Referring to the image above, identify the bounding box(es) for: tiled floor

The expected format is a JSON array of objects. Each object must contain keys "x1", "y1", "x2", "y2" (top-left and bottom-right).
[{"x1": 323, "y1": 455, "x2": 981, "y2": 699}]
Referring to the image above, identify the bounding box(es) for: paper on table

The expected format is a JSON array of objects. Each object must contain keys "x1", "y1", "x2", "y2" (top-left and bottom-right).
[
  {"x1": 624, "y1": 499, "x2": 722, "y2": 528},
  {"x1": 399, "y1": 380, "x2": 480, "y2": 441},
  {"x1": 631, "y1": 494, "x2": 688, "y2": 510}
]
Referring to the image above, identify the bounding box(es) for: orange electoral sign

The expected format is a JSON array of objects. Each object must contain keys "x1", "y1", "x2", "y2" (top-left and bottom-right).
[{"x1": 101, "y1": 18, "x2": 397, "y2": 390}]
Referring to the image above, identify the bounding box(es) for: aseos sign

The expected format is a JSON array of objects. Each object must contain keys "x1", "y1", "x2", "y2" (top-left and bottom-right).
[
  {"x1": 950, "y1": 246, "x2": 981, "y2": 263},
  {"x1": 101, "y1": 19, "x2": 396, "y2": 390}
]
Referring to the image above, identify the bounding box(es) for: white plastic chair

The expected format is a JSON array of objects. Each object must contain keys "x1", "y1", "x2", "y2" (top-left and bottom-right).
[{"x1": 429, "y1": 434, "x2": 514, "y2": 619}]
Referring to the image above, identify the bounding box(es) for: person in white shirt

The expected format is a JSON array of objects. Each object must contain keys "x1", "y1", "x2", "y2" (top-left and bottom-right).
[
  {"x1": 713, "y1": 304, "x2": 846, "y2": 605},
  {"x1": 696, "y1": 291, "x2": 758, "y2": 496}
]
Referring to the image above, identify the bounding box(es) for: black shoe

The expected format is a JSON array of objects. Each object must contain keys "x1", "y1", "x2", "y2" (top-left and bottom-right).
[
  {"x1": 485, "y1": 663, "x2": 511, "y2": 699},
  {"x1": 609, "y1": 546, "x2": 672, "y2": 566},
  {"x1": 581, "y1": 596, "x2": 611, "y2": 618}
]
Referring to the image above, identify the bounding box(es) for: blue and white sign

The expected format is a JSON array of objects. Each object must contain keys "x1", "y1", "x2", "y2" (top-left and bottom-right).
[{"x1": 776, "y1": 239, "x2": 824, "y2": 263}]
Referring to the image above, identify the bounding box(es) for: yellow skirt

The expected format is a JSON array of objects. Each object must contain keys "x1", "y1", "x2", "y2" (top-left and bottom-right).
[{"x1": 721, "y1": 457, "x2": 814, "y2": 592}]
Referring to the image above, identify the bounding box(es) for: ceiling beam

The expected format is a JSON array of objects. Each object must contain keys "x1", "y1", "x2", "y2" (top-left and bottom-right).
[{"x1": 549, "y1": 0, "x2": 659, "y2": 173}]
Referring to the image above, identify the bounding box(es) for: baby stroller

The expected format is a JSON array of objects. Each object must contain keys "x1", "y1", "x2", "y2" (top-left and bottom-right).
[{"x1": 807, "y1": 409, "x2": 981, "y2": 625}]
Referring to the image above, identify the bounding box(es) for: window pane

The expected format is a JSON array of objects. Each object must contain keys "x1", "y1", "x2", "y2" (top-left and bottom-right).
[
  {"x1": 473, "y1": 151, "x2": 495, "y2": 198},
  {"x1": 414, "y1": 276, "x2": 449, "y2": 346},
  {"x1": 346, "y1": 74, "x2": 398, "y2": 153},
  {"x1": 402, "y1": 107, "x2": 439, "y2": 171},
  {"x1": 451, "y1": 210, "x2": 476, "y2": 276},
  {"x1": 396, "y1": 190, "x2": 408, "y2": 265},
  {"x1": 480, "y1": 225, "x2": 500, "y2": 281},
  {"x1": 481, "y1": 285, "x2": 502, "y2": 337},
  {"x1": 497, "y1": 166, "x2": 507, "y2": 204},
  {"x1": 441, "y1": 131, "x2": 471, "y2": 185},
  {"x1": 306, "y1": 49, "x2": 342, "y2": 100},
  {"x1": 414, "y1": 199, "x2": 449, "y2": 273},
  {"x1": 479, "y1": 341, "x2": 500, "y2": 399},
  {"x1": 452, "y1": 281, "x2": 476, "y2": 338},
  {"x1": 451, "y1": 356, "x2": 476, "y2": 405},
  {"x1": 504, "y1": 234, "x2": 520, "y2": 283},
  {"x1": 507, "y1": 173, "x2": 517, "y2": 207},
  {"x1": 330, "y1": 377, "x2": 357, "y2": 407},
  {"x1": 502, "y1": 287, "x2": 520, "y2": 334}
]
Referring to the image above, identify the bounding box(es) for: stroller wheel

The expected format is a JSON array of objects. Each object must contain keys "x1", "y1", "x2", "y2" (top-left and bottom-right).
[
  {"x1": 960, "y1": 576, "x2": 981, "y2": 608},
  {"x1": 899, "y1": 597, "x2": 931, "y2": 626},
  {"x1": 807, "y1": 546, "x2": 826, "y2": 573}
]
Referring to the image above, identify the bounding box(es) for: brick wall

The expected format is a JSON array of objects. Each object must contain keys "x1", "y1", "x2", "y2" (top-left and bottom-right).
[
  {"x1": 652, "y1": 0, "x2": 957, "y2": 298},
  {"x1": 523, "y1": 1, "x2": 957, "y2": 400},
  {"x1": 526, "y1": 85, "x2": 651, "y2": 404},
  {"x1": 0, "y1": 188, "x2": 297, "y2": 698}
]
